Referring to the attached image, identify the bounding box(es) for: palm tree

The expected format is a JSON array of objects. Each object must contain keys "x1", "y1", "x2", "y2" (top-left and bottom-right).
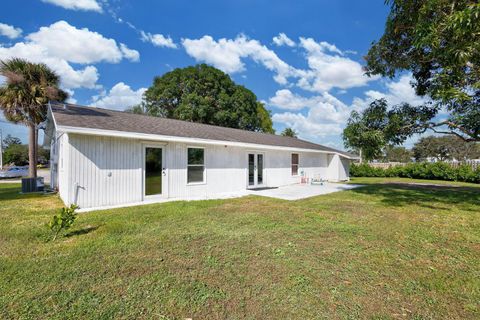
[
  {"x1": 0, "y1": 58, "x2": 67, "y2": 178},
  {"x1": 281, "y1": 127, "x2": 298, "y2": 138}
]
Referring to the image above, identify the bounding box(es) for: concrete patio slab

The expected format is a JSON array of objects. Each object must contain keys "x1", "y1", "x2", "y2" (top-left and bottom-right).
[{"x1": 247, "y1": 183, "x2": 362, "y2": 200}]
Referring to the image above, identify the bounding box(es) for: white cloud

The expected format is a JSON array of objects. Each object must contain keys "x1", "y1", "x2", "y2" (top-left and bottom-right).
[
  {"x1": 181, "y1": 34, "x2": 375, "y2": 91},
  {"x1": 0, "y1": 21, "x2": 139, "y2": 89},
  {"x1": 296, "y1": 37, "x2": 376, "y2": 92},
  {"x1": 120, "y1": 43, "x2": 140, "y2": 62},
  {"x1": 0, "y1": 42, "x2": 99, "y2": 89},
  {"x1": 41, "y1": 0, "x2": 102, "y2": 12},
  {"x1": 272, "y1": 33, "x2": 295, "y2": 47},
  {"x1": 271, "y1": 75, "x2": 426, "y2": 139},
  {"x1": 27, "y1": 21, "x2": 138, "y2": 63},
  {"x1": 92, "y1": 82, "x2": 146, "y2": 111},
  {"x1": 182, "y1": 34, "x2": 296, "y2": 85},
  {"x1": 271, "y1": 90, "x2": 353, "y2": 138},
  {"x1": 269, "y1": 89, "x2": 308, "y2": 110},
  {"x1": 351, "y1": 74, "x2": 427, "y2": 109},
  {"x1": 273, "y1": 112, "x2": 345, "y2": 138},
  {"x1": 141, "y1": 31, "x2": 177, "y2": 48},
  {"x1": 0, "y1": 22, "x2": 22, "y2": 39}
]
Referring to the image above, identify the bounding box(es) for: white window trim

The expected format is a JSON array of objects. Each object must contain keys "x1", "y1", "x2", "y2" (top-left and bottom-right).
[
  {"x1": 186, "y1": 146, "x2": 206, "y2": 185},
  {"x1": 291, "y1": 153, "x2": 299, "y2": 177}
]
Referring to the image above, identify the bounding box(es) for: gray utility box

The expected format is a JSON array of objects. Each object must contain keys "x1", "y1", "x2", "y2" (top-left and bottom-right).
[{"x1": 21, "y1": 177, "x2": 45, "y2": 193}]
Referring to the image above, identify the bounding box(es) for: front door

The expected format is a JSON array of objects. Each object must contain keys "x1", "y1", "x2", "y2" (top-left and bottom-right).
[
  {"x1": 248, "y1": 153, "x2": 264, "y2": 188},
  {"x1": 144, "y1": 146, "x2": 166, "y2": 198}
]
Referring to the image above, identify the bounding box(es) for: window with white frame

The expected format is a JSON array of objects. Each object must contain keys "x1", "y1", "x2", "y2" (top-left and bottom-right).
[
  {"x1": 291, "y1": 153, "x2": 299, "y2": 176},
  {"x1": 187, "y1": 147, "x2": 205, "y2": 183}
]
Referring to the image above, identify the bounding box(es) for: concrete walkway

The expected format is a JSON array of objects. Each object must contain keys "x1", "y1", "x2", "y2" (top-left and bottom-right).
[{"x1": 247, "y1": 183, "x2": 362, "y2": 200}]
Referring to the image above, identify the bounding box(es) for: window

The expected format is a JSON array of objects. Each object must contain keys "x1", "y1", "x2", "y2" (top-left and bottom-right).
[
  {"x1": 291, "y1": 153, "x2": 299, "y2": 176},
  {"x1": 187, "y1": 147, "x2": 205, "y2": 183}
]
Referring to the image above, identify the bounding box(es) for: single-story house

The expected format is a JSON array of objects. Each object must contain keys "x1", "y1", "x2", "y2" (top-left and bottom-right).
[{"x1": 44, "y1": 103, "x2": 357, "y2": 209}]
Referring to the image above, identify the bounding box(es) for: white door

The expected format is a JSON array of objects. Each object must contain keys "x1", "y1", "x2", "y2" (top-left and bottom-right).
[
  {"x1": 143, "y1": 145, "x2": 167, "y2": 199},
  {"x1": 247, "y1": 153, "x2": 265, "y2": 188}
]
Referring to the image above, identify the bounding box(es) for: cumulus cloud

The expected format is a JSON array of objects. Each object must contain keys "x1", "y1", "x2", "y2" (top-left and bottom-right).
[
  {"x1": 272, "y1": 33, "x2": 295, "y2": 47},
  {"x1": 0, "y1": 21, "x2": 139, "y2": 89},
  {"x1": 41, "y1": 0, "x2": 102, "y2": 12},
  {"x1": 181, "y1": 34, "x2": 375, "y2": 91},
  {"x1": 269, "y1": 89, "x2": 308, "y2": 110},
  {"x1": 27, "y1": 21, "x2": 139, "y2": 63},
  {"x1": 92, "y1": 82, "x2": 146, "y2": 111},
  {"x1": 182, "y1": 34, "x2": 296, "y2": 85},
  {"x1": 141, "y1": 31, "x2": 177, "y2": 48},
  {"x1": 351, "y1": 74, "x2": 427, "y2": 109},
  {"x1": 296, "y1": 37, "x2": 376, "y2": 92},
  {"x1": 271, "y1": 75, "x2": 425, "y2": 139},
  {"x1": 120, "y1": 43, "x2": 140, "y2": 62},
  {"x1": 0, "y1": 22, "x2": 22, "y2": 39},
  {"x1": 271, "y1": 90, "x2": 353, "y2": 138},
  {"x1": 0, "y1": 42, "x2": 99, "y2": 89}
]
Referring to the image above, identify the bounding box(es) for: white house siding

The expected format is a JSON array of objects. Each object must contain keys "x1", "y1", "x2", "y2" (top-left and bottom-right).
[
  {"x1": 166, "y1": 143, "x2": 246, "y2": 199},
  {"x1": 57, "y1": 134, "x2": 343, "y2": 208},
  {"x1": 66, "y1": 134, "x2": 143, "y2": 208},
  {"x1": 265, "y1": 151, "x2": 329, "y2": 186},
  {"x1": 339, "y1": 158, "x2": 350, "y2": 181},
  {"x1": 56, "y1": 132, "x2": 70, "y2": 205}
]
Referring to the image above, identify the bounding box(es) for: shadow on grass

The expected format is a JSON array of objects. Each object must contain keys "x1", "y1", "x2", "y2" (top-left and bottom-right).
[
  {"x1": 351, "y1": 183, "x2": 480, "y2": 211},
  {"x1": 0, "y1": 184, "x2": 49, "y2": 201},
  {"x1": 65, "y1": 225, "x2": 100, "y2": 237}
]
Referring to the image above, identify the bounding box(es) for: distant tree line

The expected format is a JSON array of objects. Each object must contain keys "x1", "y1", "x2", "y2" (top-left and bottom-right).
[
  {"x1": 2, "y1": 134, "x2": 49, "y2": 166},
  {"x1": 369, "y1": 135, "x2": 480, "y2": 163}
]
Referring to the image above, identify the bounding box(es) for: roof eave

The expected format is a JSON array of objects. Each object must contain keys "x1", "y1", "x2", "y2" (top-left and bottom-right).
[{"x1": 56, "y1": 124, "x2": 357, "y2": 159}]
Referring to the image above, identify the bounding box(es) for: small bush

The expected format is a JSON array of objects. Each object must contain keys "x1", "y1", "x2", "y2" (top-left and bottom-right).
[
  {"x1": 48, "y1": 204, "x2": 79, "y2": 241},
  {"x1": 350, "y1": 162, "x2": 480, "y2": 183}
]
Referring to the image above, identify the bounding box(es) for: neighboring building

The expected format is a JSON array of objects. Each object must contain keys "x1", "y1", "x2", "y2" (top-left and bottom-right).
[{"x1": 44, "y1": 103, "x2": 357, "y2": 209}]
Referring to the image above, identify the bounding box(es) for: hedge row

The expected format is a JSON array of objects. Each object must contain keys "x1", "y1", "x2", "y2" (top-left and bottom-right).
[{"x1": 350, "y1": 162, "x2": 480, "y2": 183}]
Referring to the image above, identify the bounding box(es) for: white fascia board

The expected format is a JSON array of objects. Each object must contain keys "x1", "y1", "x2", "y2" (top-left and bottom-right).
[{"x1": 56, "y1": 124, "x2": 356, "y2": 159}]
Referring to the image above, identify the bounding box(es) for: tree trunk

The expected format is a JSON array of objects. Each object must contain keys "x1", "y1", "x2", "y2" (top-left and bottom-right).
[
  {"x1": 35, "y1": 126, "x2": 38, "y2": 176},
  {"x1": 28, "y1": 123, "x2": 37, "y2": 178}
]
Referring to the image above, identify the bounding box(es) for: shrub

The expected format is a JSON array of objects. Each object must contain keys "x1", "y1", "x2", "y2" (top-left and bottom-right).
[
  {"x1": 48, "y1": 204, "x2": 79, "y2": 241},
  {"x1": 350, "y1": 162, "x2": 479, "y2": 183}
]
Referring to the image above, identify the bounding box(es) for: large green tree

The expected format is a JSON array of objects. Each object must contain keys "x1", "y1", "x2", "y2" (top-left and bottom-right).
[
  {"x1": 142, "y1": 64, "x2": 274, "y2": 133},
  {"x1": 344, "y1": 0, "x2": 479, "y2": 155},
  {"x1": 0, "y1": 58, "x2": 67, "y2": 177}
]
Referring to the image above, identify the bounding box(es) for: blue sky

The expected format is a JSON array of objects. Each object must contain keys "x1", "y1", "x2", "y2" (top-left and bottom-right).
[{"x1": 0, "y1": 0, "x2": 426, "y2": 150}]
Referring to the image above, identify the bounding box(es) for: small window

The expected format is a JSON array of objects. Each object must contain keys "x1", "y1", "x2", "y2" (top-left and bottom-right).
[
  {"x1": 187, "y1": 148, "x2": 205, "y2": 183},
  {"x1": 291, "y1": 153, "x2": 299, "y2": 176}
]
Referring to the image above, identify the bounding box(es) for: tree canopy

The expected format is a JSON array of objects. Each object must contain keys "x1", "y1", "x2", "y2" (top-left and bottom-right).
[
  {"x1": 142, "y1": 64, "x2": 274, "y2": 133},
  {"x1": 0, "y1": 58, "x2": 67, "y2": 177},
  {"x1": 366, "y1": 0, "x2": 479, "y2": 140},
  {"x1": 384, "y1": 146, "x2": 413, "y2": 163},
  {"x1": 345, "y1": 0, "x2": 480, "y2": 157},
  {"x1": 281, "y1": 127, "x2": 297, "y2": 138}
]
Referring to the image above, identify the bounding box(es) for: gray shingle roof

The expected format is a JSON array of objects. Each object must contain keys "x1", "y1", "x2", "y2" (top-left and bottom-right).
[{"x1": 50, "y1": 103, "x2": 356, "y2": 158}]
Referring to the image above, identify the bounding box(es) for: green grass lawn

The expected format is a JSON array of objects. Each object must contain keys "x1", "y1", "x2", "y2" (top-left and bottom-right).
[{"x1": 1, "y1": 178, "x2": 479, "y2": 319}]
